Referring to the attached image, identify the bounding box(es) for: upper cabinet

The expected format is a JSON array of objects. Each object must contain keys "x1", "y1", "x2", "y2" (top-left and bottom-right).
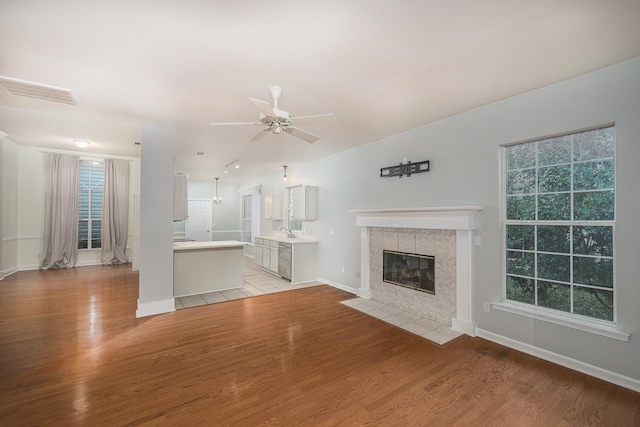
[
  {"x1": 264, "y1": 192, "x2": 282, "y2": 220},
  {"x1": 291, "y1": 185, "x2": 318, "y2": 221},
  {"x1": 173, "y1": 174, "x2": 188, "y2": 221}
]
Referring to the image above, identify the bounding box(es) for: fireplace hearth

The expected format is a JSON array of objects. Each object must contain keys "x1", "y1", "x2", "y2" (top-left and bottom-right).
[{"x1": 383, "y1": 250, "x2": 435, "y2": 294}]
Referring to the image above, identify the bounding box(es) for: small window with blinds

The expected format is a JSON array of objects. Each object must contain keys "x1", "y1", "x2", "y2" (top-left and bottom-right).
[{"x1": 78, "y1": 160, "x2": 104, "y2": 249}]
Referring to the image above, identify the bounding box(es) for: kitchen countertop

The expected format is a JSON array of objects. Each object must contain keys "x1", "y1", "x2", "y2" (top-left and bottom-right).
[
  {"x1": 173, "y1": 240, "x2": 248, "y2": 251},
  {"x1": 256, "y1": 234, "x2": 319, "y2": 244}
]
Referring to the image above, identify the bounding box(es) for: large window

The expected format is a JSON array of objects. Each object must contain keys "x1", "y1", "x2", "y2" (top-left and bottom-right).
[
  {"x1": 504, "y1": 126, "x2": 615, "y2": 322},
  {"x1": 78, "y1": 160, "x2": 104, "y2": 249}
]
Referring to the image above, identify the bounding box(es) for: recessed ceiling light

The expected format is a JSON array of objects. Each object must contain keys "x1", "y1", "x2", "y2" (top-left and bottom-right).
[
  {"x1": 194, "y1": 151, "x2": 207, "y2": 156},
  {"x1": 74, "y1": 139, "x2": 90, "y2": 148}
]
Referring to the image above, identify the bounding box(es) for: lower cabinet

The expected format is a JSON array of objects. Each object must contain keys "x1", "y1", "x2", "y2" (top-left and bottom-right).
[
  {"x1": 262, "y1": 246, "x2": 270, "y2": 270},
  {"x1": 254, "y1": 243, "x2": 263, "y2": 266},
  {"x1": 269, "y1": 240, "x2": 278, "y2": 273}
]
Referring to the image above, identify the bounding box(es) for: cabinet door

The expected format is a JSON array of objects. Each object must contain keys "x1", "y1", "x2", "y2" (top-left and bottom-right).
[
  {"x1": 173, "y1": 175, "x2": 188, "y2": 221},
  {"x1": 265, "y1": 192, "x2": 282, "y2": 220},
  {"x1": 262, "y1": 244, "x2": 271, "y2": 269},
  {"x1": 254, "y1": 245, "x2": 263, "y2": 266},
  {"x1": 292, "y1": 186, "x2": 318, "y2": 221},
  {"x1": 270, "y1": 247, "x2": 278, "y2": 272}
]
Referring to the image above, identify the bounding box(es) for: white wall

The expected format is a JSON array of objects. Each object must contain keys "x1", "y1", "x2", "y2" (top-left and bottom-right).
[
  {"x1": 13, "y1": 146, "x2": 140, "y2": 270},
  {"x1": 1, "y1": 138, "x2": 19, "y2": 277},
  {"x1": 244, "y1": 58, "x2": 640, "y2": 384}
]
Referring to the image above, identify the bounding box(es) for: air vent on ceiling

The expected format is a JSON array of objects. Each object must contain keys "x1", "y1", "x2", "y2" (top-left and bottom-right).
[{"x1": 0, "y1": 76, "x2": 78, "y2": 105}]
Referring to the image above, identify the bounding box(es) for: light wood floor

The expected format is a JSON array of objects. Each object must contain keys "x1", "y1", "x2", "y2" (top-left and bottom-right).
[{"x1": 0, "y1": 265, "x2": 638, "y2": 426}]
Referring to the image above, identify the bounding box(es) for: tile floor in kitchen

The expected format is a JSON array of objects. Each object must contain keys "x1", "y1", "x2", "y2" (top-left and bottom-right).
[
  {"x1": 175, "y1": 257, "x2": 462, "y2": 345},
  {"x1": 174, "y1": 260, "x2": 321, "y2": 310}
]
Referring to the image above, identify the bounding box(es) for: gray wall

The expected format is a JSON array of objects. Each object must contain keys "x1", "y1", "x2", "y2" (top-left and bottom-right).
[
  {"x1": 246, "y1": 58, "x2": 640, "y2": 382},
  {"x1": 188, "y1": 180, "x2": 241, "y2": 234}
]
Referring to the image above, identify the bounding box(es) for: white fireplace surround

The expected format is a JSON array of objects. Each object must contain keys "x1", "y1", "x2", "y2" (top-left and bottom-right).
[{"x1": 351, "y1": 206, "x2": 482, "y2": 336}]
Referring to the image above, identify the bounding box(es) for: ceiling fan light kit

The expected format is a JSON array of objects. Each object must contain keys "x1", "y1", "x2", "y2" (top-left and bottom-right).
[{"x1": 210, "y1": 86, "x2": 336, "y2": 144}]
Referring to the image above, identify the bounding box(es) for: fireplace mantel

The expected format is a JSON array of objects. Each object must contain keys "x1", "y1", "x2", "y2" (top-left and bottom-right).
[
  {"x1": 350, "y1": 206, "x2": 482, "y2": 230},
  {"x1": 351, "y1": 206, "x2": 482, "y2": 336}
]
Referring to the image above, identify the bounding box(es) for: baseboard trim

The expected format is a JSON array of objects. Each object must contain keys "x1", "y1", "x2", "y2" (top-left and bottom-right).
[
  {"x1": 1, "y1": 266, "x2": 18, "y2": 279},
  {"x1": 316, "y1": 277, "x2": 360, "y2": 296},
  {"x1": 476, "y1": 328, "x2": 640, "y2": 393},
  {"x1": 18, "y1": 264, "x2": 39, "y2": 271},
  {"x1": 136, "y1": 298, "x2": 175, "y2": 318}
]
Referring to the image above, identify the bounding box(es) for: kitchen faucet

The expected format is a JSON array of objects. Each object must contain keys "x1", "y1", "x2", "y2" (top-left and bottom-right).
[{"x1": 280, "y1": 227, "x2": 295, "y2": 238}]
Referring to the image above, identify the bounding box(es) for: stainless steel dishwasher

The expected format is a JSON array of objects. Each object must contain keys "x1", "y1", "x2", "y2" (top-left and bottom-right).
[{"x1": 278, "y1": 242, "x2": 292, "y2": 280}]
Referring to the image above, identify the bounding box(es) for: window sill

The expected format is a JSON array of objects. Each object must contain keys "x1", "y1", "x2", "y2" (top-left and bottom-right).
[{"x1": 491, "y1": 302, "x2": 630, "y2": 342}]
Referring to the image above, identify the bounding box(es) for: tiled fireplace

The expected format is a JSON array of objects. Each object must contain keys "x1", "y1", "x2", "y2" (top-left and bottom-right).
[{"x1": 351, "y1": 206, "x2": 481, "y2": 336}]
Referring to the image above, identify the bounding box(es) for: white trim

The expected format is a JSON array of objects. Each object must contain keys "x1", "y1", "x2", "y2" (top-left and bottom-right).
[
  {"x1": 352, "y1": 207, "x2": 482, "y2": 336},
  {"x1": 317, "y1": 277, "x2": 360, "y2": 296},
  {"x1": 136, "y1": 298, "x2": 175, "y2": 318},
  {"x1": 492, "y1": 301, "x2": 629, "y2": 342},
  {"x1": 476, "y1": 328, "x2": 640, "y2": 393},
  {"x1": 18, "y1": 264, "x2": 40, "y2": 271},
  {"x1": 3, "y1": 235, "x2": 42, "y2": 242},
  {"x1": 350, "y1": 206, "x2": 482, "y2": 230},
  {"x1": 1, "y1": 266, "x2": 18, "y2": 279}
]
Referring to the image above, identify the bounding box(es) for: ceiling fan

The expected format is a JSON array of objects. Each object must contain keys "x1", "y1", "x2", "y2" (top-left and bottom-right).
[{"x1": 209, "y1": 86, "x2": 336, "y2": 143}]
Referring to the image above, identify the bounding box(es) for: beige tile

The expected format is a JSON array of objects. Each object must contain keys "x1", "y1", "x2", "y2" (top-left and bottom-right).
[
  {"x1": 202, "y1": 292, "x2": 227, "y2": 304},
  {"x1": 179, "y1": 295, "x2": 207, "y2": 308}
]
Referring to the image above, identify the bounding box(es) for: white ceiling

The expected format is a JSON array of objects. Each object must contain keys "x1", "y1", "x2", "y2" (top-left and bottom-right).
[{"x1": 1, "y1": 0, "x2": 640, "y2": 183}]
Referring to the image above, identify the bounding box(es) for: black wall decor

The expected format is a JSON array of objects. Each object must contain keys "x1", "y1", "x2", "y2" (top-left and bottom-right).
[{"x1": 380, "y1": 160, "x2": 430, "y2": 178}]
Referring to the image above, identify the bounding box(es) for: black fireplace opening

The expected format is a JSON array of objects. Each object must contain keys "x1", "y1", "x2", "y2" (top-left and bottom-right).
[{"x1": 383, "y1": 250, "x2": 435, "y2": 294}]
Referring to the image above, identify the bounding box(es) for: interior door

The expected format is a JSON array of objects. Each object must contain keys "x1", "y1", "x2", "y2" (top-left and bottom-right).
[{"x1": 187, "y1": 199, "x2": 213, "y2": 241}]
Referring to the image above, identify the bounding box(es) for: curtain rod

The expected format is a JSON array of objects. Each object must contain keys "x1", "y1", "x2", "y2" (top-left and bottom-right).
[{"x1": 39, "y1": 150, "x2": 136, "y2": 162}]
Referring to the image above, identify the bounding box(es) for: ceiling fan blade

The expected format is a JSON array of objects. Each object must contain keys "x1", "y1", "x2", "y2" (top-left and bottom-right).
[
  {"x1": 250, "y1": 128, "x2": 270, "y2": 142},
  {"x1": 290, "y1": 113, "x2": 337, "y2": 126},
  {"x1": 249, "y1": 98, "x2": 276, "y2": 118},
  {"x1": 209, "y1": 121, "x2": 261, "y2": 126},
  {"x1": 287, "y1": 127, "x2": 320, "y2": 143}
]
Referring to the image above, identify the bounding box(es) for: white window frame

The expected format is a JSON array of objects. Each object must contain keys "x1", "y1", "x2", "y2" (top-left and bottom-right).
[{"x1": 496, "y1": 124, "x2": 628, "y2": 342}]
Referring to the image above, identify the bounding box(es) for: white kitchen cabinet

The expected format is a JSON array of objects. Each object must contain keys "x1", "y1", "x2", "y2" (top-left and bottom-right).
[
  {"x1": 173, "y1": 174, "x2": 188, "y2": 221},
  {"x1": 262, "y1": 244, "x2": 270, "y2": 269},
  {"x1": 269, "y1": 240, "x2": 279, "y2": 272},
  {"x1": 254, "y1": 235, "x2": 318, "y2": 284},
  {"x1": 264, "y1": 192, "x2": 283, "y2": 220},
  {"x1": 254, "y1": 240, "x2": 263, "y2": 266},
  {"x1": 291, "y1": 185, "x2": 318, "y2": 221}
]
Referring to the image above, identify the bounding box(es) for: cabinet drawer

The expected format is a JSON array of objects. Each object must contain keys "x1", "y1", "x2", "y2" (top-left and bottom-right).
[
  {"x1": 255, "y1": 238, "x2": 263, "y2": 246},
  {"x1": 269, "y1": 240, "x2": 279, "y2": 248}
]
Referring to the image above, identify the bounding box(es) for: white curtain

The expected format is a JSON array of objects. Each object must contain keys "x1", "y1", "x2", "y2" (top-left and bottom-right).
[
  {"x1": 40, "y1": 153, "x2": 79, "y2": 269},
  {"x1": 101, "y1": 158, "x2": 129, "y2": 265}
]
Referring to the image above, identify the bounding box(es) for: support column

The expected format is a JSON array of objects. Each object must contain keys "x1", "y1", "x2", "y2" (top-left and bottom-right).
[{"x1": 136, "y1": 123, "x2": 175, "y2": 317}]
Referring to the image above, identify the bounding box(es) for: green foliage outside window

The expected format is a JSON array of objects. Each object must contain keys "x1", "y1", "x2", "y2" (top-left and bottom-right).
[{"x1": 504, "y1": 127, "x2": 615, "y2": 321}]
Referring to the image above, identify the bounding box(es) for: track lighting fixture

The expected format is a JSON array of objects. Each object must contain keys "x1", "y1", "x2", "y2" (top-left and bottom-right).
[{"x1": 224, "y1": 159, "x2": 240, "y2": 171}]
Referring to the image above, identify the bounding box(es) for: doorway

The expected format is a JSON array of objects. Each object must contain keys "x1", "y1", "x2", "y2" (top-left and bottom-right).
[{"x1": 187, "y1": 199, "x2": 213, "y2": 241}]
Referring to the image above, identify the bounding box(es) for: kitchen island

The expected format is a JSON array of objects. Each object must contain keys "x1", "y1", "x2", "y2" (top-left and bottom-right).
[{"x1": 173, "y1": 240, "x2": 247, "y2": 297}]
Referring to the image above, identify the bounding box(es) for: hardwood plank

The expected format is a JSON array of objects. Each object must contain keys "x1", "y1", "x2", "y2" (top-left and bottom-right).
[{"x1": 0, "y1": 265, "x2": 638, "y2": 425}]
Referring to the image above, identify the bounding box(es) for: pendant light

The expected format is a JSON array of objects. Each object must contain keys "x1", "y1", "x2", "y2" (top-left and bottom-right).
[
  {"x1": 283, "y1": 165, "x2": 288, "y2": 181},
  {"x1": 213, "y1": 177, "x2": 222, "y2": 204}
]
